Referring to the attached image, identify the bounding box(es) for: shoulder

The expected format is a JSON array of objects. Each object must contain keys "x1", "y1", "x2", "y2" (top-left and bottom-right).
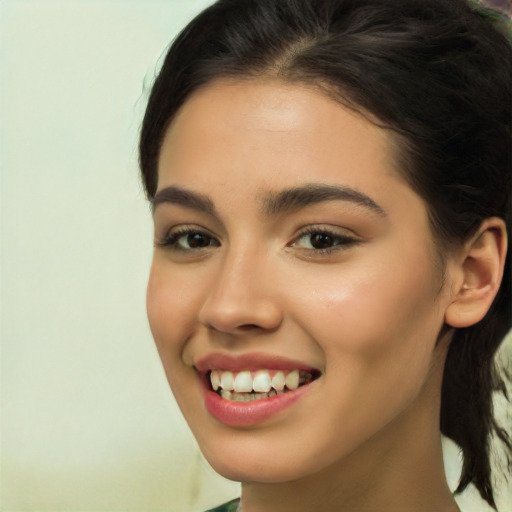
[{"x1": 205, "y1": 498, "x2": 240, "y2": 512}]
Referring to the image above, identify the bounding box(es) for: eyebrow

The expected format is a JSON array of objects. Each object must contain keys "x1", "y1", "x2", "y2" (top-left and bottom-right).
[
  {"x1": 152, "y1": 183, "x2": 387, "y2": 219},
  {"x1": 152, "y1": 186, "x2": 216, "y2": 216},
  {"x1": 263, "y1": 183, "x2": 387, "y2": 217}
]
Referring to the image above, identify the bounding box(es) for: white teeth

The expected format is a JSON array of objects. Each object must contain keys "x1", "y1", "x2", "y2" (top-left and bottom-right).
[
  {"x1": 253, "y1": 371, "x2": 272, "y2": 393},
  {"x1": 285, "y1": 370, "x2": 299, "y2": 390},
  {"x1": 271, "y1": 371, "x2": 285, "y2": 391},
  {"x1": 234, "y1": 371, "x2": 253, "y2": 392},
  {"x1": 210, "y1": 370, "x2": 221, "y2": 391},
  {"x1": 220, "y1": 371, "x2": 234, "y2": 391},
  {"x1": 212, "y1": 368, "x2": 310, "y2": 394}
]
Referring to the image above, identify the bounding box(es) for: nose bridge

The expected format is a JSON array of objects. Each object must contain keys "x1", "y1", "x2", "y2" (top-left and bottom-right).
[{"x1": 199, "y1": 240, "x2": 282, "y2": 333}]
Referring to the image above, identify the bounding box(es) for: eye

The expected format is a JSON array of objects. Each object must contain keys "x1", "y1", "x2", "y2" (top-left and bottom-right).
[
  {"x1": 291, "y1": 227, "x2": 360, "y2": 253},
  {"x1": 157, "y1": 227, "x2": 220, "y2": 251},
  {"x1": 300, "y1": 232, "x2": 340, "y2": 250}
]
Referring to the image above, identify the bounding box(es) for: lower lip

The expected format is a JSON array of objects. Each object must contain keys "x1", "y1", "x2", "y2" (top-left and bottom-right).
[{"x1": 203, "y1": 383, "x2": 313, "y2": 428}]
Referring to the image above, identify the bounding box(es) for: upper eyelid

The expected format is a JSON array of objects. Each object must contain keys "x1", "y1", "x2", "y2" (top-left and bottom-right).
[
  {"x1": 165, "y1": 224, "x2": 219, "y2": 238},
  {"x1": 154, "y1": 213, "x2": 226, "y2": 237},
  {"x1": 297, "y1": 224, "x2": 352, "y2": 233},
  {"x1": 170, "y1": 225, "x2": 213, "y2": 234},
  {"x1": 294, "y1": 224, "x2": 359, "y2": 238}
]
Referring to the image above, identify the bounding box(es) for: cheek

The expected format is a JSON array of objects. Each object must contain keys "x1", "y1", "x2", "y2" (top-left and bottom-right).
[
  {"x1": 285, "y1": 257, "x2": 444, "y2": 450},
  {"x1": 146, "y1": 258, "x2": 202, "y2": 363},
  {"x1": 146, "y1": 259, "x2": 207, "y2": 415},
  {"x1": 292, "y1": 245, "x2": 444, "y2": 373}
]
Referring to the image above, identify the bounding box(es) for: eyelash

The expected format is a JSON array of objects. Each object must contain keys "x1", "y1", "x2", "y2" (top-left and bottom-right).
[
  {"x1": 155, "y1": 226, "x2": 360, "y2": 254},
  {"x1": 289, "y1": 226, "x2": 360, "y2": 255},
  {"x1": 156, "y1": 226, "x2": 219, "y2": 251}
]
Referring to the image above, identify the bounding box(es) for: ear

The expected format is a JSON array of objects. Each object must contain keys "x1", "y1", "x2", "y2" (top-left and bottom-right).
[{"x1": 444, "y1": 218, "x2": 508, "y2": 328}]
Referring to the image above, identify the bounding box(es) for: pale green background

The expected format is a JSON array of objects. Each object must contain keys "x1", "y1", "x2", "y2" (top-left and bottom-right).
[{"x1": 0, "y1": 1, "x2": 509, "y2": 511}]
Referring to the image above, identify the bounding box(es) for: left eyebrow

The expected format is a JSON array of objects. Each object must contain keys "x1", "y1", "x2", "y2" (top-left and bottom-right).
[
  {"x1": 262, "y1": 183, "x2": 387, "y2": 217},
  {"x1": 152, "y1": 186, "x2": 216, "y2": 216}
]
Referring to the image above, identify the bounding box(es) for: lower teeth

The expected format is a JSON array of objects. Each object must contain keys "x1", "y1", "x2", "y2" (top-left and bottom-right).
[{"x1": 219, "y1": 389, "x2": 284, "y2": 401}]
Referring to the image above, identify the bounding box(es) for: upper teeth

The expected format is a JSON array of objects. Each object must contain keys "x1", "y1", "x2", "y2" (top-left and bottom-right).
[{"x1": 210, "y1": 369, "x2": 303, "y2": 393}]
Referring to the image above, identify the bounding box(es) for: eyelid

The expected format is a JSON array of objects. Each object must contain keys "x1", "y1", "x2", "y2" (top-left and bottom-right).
[
  {"x1": 292, "y1": 224, "x2": 359, "y2": 242},
  {"x1": 295, "y1": 223, "x2": 356, "y2": 236},
  {"x1": 287, "y1": 224, "x2": 362, "y2": 255}
]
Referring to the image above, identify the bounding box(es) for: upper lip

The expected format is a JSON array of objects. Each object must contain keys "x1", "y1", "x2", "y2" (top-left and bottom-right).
[{"x1": 194, "y1": 352, "x2": 320, "y2": 374}]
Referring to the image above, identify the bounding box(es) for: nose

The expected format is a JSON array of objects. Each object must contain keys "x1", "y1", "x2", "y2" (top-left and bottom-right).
[{"x1": 198, "y1": 247, "x2": 283, "y2": 334}]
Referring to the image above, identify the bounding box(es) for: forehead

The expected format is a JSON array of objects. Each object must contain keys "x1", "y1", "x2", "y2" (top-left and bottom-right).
[{"x1": 158, "y1": 79, "x2": 398, "y2": 194}]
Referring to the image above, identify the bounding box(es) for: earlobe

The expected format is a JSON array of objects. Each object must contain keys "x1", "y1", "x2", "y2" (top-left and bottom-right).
[{"x1": 444, "y1": 218, "x2": 507, "y2": 329}]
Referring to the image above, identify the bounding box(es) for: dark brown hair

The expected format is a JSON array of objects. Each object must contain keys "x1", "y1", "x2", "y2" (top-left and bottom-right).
[{"x1": 139, "y1": 0, "x2": 512, "y2": 507}]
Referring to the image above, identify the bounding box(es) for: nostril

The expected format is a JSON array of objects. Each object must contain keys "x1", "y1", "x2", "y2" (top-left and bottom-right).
[{"x1": 239, "y1": 324, "x2": 261, "y2": 330}]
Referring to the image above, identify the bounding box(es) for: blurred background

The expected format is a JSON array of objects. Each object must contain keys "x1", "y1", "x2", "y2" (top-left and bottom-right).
[
  {"x1": 0, "y1": 1, "x2": 509, "y2": 511},
  {"x1": 0, "y1": 1, "x2": 239, "y2": 510}
]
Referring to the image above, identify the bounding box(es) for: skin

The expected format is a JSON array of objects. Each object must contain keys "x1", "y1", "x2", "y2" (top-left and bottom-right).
[{"x1": 147, "y1": 79, "x2": 473, "y2": 511}]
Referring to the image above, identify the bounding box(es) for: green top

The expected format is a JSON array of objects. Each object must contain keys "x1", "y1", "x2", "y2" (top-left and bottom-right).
[
  {"x1": 205, "y1": 497, "x2": 470, "y2": 511},
  {"x1": 205, "y1": 498, "x2": 241, "y2": 512}
]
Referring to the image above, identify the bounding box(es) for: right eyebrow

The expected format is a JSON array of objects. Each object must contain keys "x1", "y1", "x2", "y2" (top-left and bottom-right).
[
  {"x1": 152, "y1": 186, "x2": 216, "y2": 216},
  {"x1": 262, "y1": 183, "x2": 387, "y2": 218}
]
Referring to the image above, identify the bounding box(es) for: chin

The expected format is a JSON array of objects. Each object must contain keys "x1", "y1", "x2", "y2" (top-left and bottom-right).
[
  {"x1": 197, "y1": 433, "x2": 324, "y2": 484},
  {"x1": 208, "y1": 457, "x2": 303, "y2": 484}
]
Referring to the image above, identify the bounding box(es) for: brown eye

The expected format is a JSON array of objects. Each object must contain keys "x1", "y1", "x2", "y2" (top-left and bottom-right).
[
  {"x1": 292, "y1": 228, "x2": 359, "y2": 254},
  {"x1": 185, "y1": 232, "x2": 214, "y2": 249},
  {"x1": 158, "y1": 228, "x2": 220, "y2": 251},
  {"x1": 309, "y1": 233, "x2": 336, "y2": 249}
]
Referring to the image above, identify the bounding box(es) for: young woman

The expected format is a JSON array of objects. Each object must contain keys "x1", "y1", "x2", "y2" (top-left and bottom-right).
[{"x1": 139, "y1": 1, "x2": 511, "y2": 510}]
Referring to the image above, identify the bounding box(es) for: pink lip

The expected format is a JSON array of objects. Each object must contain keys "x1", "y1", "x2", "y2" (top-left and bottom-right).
[
  {"x1": 195, "y1": 352, "x2": 318, "y2": 373},
  {"x1": 195, "y1": 352, "x2": 320, "y2": 428}
]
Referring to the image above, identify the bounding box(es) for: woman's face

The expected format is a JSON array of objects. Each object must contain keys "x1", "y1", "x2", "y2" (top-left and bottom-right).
[{"x1": 147, "y1": 80, "x2": 455, "y2": 483}]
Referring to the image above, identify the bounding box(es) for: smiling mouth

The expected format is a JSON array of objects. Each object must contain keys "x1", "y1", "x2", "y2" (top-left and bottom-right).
[{"x1": 207, "y1": 369, "x2": 321, "y2": 402}]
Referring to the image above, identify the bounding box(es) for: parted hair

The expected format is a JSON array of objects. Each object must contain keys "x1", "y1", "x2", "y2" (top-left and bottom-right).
[{"x1": 139, "y1": 0, "x2": 512, "y2": 508}]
